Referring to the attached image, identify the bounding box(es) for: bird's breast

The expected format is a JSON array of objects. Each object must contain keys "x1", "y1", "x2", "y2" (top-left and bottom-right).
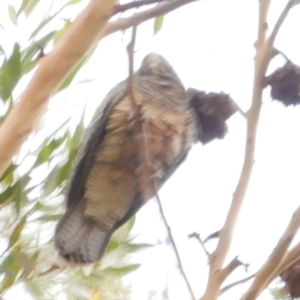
[{"x1": 84, "y1": 94, "x2": 189, "y2": 229}]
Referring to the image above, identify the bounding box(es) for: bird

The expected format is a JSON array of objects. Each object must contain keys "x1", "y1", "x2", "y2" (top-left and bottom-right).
[
  {"x1": 54, "y1": 53, "x2": 238, "y2": 264},
  {"x1": 54, "y1": 53, "x2": 199, "y2": 263}
]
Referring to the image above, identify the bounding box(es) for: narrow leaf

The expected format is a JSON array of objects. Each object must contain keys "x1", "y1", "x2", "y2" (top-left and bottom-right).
[
  {"x1": 37, "y1": 214, "x2": 62, "y2": 222},
  {"x1": 13, "y1": 181, "x2": 22, "y2": 216},
  {"x1": 0, "y1": 43, "x2": 21, "y2": 101},
  {"x1": 8, "y1": 5, "x2": 18, "y2": 25},
  {"x1": 0, "y1": 186, "x2": 15, "y2": 205},
  {"x1": 9, "y1": 216, "x2": 27, "y2": 248},
  {"x1": 103, "y1": 264, "x2": 141, "y2": 276},
  {"x1": 154, "y1": 15, "x2": 164, "y2": 35}
]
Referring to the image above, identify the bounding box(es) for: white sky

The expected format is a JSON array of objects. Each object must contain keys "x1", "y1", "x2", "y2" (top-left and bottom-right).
[{"x1": 2, "y1": 0, "x2": 300, "y2": 299}]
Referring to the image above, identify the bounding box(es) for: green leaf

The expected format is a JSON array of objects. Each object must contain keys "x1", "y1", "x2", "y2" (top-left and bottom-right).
[
  {"x1": 68, "y1": 111, "x2": 85, "y2": 150},
  {"x1": 154, "y1": 15, "x2": 164, "y2": 35},
  {"x1": 21, "y1": 59, "x2": 37, "y2": 75},
  {"x1": 0, "y1": 163, "x2": 17, "y2": 185},
  {"x1": 35, "y1": 145, "x2": 52, "y2": 166},
  {"x1": 103, "y1": 264, "x2": 141, "y2": 277},
  {"x1": 17, "y1": 0, "x2": 30, "y2": 16},
  {"x1": 122, "y1": 242, "x2": 153, "y2": 253},
  {"x1": 13, "y1": 181, "x2": 22, "y2": 216},
  {"x1": 0, "y1": 43, "x2": 21, "y2": 101},
  {"x1": 111, "y1": 216, "x2": 135, "y2": 243},
  {"x1": 20, "y1": 251, "x2": 38, "y2": 278},
  {"x1": 9, "y1": 216, "x2": 27, "y2": 248},
  {"x1": 67, "y1": 0, "x2": 83, "y2": 5},
  {"x1": 34, "y1": 136, "x2": 66, "y2": 167},
  {"x1": 1, "y1": 275, "x2": 15, "y2": 291},
  {"x1": 44, "y1": 166, "x2": 62, "y2": 196},
  {"x1": 0, "y1": 186, "x2": 15, "y2": 205},
  {"x1": 0, "y1": 45, "x2": 5, "y2": 56},
  {"x1": 23, "y1": 0, "x2": 40, "y2": 16},
  {"x1": 58, "y1": 158, "x2": 72, "y2": 183},
  {"x1": 106, "y1": 240, "x2": 119, "y2": 253},
  {"x1": 36, "y1": 214, "x2": 62, "y2": 222},
  {"x1": 8, "y1": 5, "x2": 18, "y2": 25},
  {"x1": 0, "y1": 252, "x2": 34, "y2": 283}
]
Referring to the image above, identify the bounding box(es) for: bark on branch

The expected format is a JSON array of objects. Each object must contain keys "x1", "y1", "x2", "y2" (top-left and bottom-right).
[
  {"x1": 241, "y1": 205, "x2": 300, "y2": 300},
  {"x1": 198, "y1": 0, "x2": 293, "y2": 299},
  {"x1": 102, "y1": 0, "x2": 198, "y2": 38}
]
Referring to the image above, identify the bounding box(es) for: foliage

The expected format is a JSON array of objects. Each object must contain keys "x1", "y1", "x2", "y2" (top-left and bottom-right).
[
  {"x1": 0, "y1": 1, "x2": 153, "y2": 299},
  {"x1": 270, "y1": 286, "x2": 289, "y2": 300}
]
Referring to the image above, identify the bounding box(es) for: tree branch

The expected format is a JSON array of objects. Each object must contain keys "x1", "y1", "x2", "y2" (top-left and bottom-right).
[
  {"x1": 275, "y1": 242, "x2": 300, "y2": 278},
  {"x1": 112, "y1": 0, "x2": 165, "y2": 15},
  {"x1": 241, "y1": 205, "x2": 300, "y2": 300},
  {"x1": 0, "y1": 0, "x2": 117, "y2": 177},
  {"x1": 199, "y1": 1, "x2": 271, "y2": 299},
  {"x1": 102, "y1": 0, "x2": 198, "y2": 38},
  {"x1": 267, "y1": 0, "x2": 298, "y2": 51},
  {"x1": 218, "y1": 256, "x2": 248, "y2": 285},
  {"x1": 263, "y1": 233, "x2": 300, "y2": 289},
  {"x1": 188, "y1": 232, "x2": 210, "y2": 258},
  {"x1": 220, "y1": 274, "x2": 256, "y2": 295}
]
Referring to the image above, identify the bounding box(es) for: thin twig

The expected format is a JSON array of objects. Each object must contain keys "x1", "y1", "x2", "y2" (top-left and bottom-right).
[
  {"x1": 261, "y1": 0, "x2": 297, "y2": 68},
  {"x1": 267, "y1": 0, "x2": 298, "y2": 51},
  {"x1": 112, "y1": 0, "x2": 164, "y2": 15},
  {"x1": 188, "y1": 232, "x2": 210, "y2": 258},
  {"x1": 218, "y1": 257, "x2": 249, "y2": 285},
  {"x1": 220, "y1": 274, "x2": 256, "y2": 295},
  {"x1": 126, "y1": 27, "x2": 196, "y2": 300},
  {"x1": 127, "y1": 27, "x2": 157, "y2": 202},
  {"x1": 231, "y1": 100, "x2": 246, "y2": 118},
  {"x1": 272, "y1": 48, "x2": 292, "y2": 63},
  {"x1": 156, "y1": 193, "x2": 196, "y2": 300},
  {"x1": 203, "y1": 230, "x2": 220, "y2": 244}
]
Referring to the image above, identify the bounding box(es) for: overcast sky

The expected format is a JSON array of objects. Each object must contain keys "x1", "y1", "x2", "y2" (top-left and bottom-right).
[{"x1": 2, "y1": 0, "x2": 300, "y2": 299}]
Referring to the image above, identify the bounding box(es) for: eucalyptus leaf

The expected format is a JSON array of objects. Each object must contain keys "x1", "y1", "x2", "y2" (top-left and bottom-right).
[
  {"x1": 8, "y1": 5, "x2": 18, "y2": 25},
  {"x1": 103, "y1": 264, "x2": 141, "y2": 277},
  {"x1": 9, "y1": 216, "x2": 27, "y2": 248},
  {"x1": 154, "y1": 15, "x2": 164, "y2": 35},
  {"x1": 0, "y1": 43, "x2": 21, "y2": 101}
]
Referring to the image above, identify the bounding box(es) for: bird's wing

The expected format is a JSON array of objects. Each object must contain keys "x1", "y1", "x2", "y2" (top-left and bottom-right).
[{"x1": 66, "y1": 80, "x2": 128, "y2": 208}]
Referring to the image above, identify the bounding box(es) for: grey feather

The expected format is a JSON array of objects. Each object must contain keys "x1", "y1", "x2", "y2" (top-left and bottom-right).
[{"x1": 55, "y1": 53, "x2": 198, "y2": 263}]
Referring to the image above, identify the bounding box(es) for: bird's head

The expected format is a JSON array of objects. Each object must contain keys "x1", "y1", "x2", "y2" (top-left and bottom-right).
[{"x1": 138, "y1": 53, "x2": 178, "y2": 81}]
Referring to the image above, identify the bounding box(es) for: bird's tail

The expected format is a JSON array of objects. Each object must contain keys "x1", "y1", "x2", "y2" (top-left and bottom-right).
[{"x1": 54, "y1": 199, "x2": 111, "y2": 263}]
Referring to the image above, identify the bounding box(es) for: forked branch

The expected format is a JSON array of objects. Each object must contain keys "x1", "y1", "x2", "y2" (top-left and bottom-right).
[{"x1": 199, "y1": 0, "x2": 297, "y2": 299}]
